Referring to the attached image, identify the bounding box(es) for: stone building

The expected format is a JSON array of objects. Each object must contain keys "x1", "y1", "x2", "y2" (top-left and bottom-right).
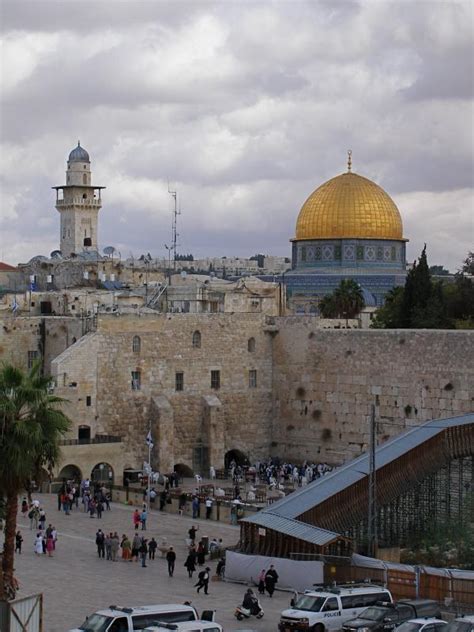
[{"x1": 44, "y1": 310, "x2": 474, "y2": 485}]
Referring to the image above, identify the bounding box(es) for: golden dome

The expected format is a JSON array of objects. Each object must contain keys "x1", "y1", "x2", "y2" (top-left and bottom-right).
[{"x1": 295, "y1": 171, "x2": 404, "y2": 241}]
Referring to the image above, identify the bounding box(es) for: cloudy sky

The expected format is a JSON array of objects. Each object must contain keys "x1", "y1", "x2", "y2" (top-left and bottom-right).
[{"x1": 0, "y1": 0, "x2": 472, "y2": 271}]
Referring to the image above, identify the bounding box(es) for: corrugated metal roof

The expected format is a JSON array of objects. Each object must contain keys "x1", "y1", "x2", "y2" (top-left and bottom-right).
[
  {"x1": 241, "y1": 511, "x2": 343, "y2": 546},
  {"x1": 256, "y1": 413, "x2": 474, "y2": 520}
]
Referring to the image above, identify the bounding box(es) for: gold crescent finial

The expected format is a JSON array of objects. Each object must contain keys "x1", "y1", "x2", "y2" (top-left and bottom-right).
[{"x1": 347, "y1": 149, "x2": 352, "y2": 172}]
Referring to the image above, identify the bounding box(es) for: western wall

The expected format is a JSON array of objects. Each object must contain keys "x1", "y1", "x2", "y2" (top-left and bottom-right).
[{"x1": 272, "y1": 318, "x2": 474, "y2": 462}]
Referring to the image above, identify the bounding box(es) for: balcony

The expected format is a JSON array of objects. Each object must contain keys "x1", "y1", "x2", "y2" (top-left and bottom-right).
[
  {"x1": 56, "y1": 198, "x2": 101, "y2": 208},
  {"x1": 59, "y1": 434, "x2": 122, "y2": 446}
]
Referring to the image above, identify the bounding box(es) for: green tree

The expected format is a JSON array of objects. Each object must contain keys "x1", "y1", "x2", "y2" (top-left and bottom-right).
[
  {"x1": 370, "y1": 286, "x2": 404, "y2": 328},
  {"x1": 0, "y1": 363, "x2": 70, "y2": 600},
  {"x1": 461, "y1": 251, "x2": 474, "y2": 275},
  {"x1": 319, "y1": 279, "x2": 365, "y2": 319}
]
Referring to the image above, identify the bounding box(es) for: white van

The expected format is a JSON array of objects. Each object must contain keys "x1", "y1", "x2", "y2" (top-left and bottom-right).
[
  {"x1": 69, "y1": 603, "x2": 215, "y2": 632},
  {"x1": 279, "y1": 583, "x2": 393, "y2": 632},
  {"x1": 143, "y1": 622, "x2": 223, "y2": 632}
]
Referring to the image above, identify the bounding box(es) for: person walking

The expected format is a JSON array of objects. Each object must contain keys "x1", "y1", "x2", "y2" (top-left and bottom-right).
[
  {"x1": 188, "y1": 525, "x2": 198, "y2": 546},
  {"x1": 196, "y1": 542, "x2": 206, "y2": 566},
  {"x1": 121, "y1": 534, "x2": 131, "y2": 561},
  {"x1": 96, "y1": 499, "x2": 103, "y2": 519},
  {"x1": 46, "y1": 534, "x2": 55, "y2": 557},
  {"x1": 139, "y1": 538, "x2": 148, "y2": 567},
  {"x1": 195, "y1": 567, "x2": 210, "y2": 594},
  {"x1": 140, "y1": 508, "x2": 147, "y2": 530},
  {"x1": 257, "y1": 568, "x2": 266, "y2": 594},
  {"x1": 265, "y1": 564, "x2": 279, "y2": 597},
  {"x1": 105, "y1": 532, "x2": 113, "y2": 560},
  {"x1": 21, "y1": 498, "x2": 28, "y2": 517},
  {"x1": 166, "y1": 546, "x2": 176, "y2": 576},
  {"x1": 15, "y1": 531, "x2": 23, "y2": 554},
  {"x1": 159, "y1": 490, "x2": 167, "y2": 511},
  {"x1": 184, "y1": 550, "x2": 196, "y2": 578},
  {"x1": 111, "y1": 532, "x2": 120, "y2": 562},
  {"x1": 96, "y1": 529, "x2": 105, "y2": 558},
  {"x1": 148, "y1": 537, "x2": 157, "y2": 560},
  {"x1": 133, "y1": 509, "x2": 141, "y2": 530},
  {"x1": 132, "y1": 533, "x2": 141, "y2": 562},
  {"x1": 34, "y1": 533, "x2": 43, "y2": 555},
  {"x1": 205, "y1": 497, "x2": 213, "y2": 520}
]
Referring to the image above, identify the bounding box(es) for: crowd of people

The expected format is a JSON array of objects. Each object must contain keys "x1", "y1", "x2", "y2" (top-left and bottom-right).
[{"x1": 16, "y1": 497, "x2": 59, "y2": 558}]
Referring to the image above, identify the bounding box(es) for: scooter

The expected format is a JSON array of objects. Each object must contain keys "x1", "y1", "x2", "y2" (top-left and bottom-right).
[{"x1": 234, "y1": 600, "x2": 264, "y2": 621}]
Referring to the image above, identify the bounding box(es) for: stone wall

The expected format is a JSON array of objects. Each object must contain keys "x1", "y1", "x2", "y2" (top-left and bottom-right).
[
  {"x1": 0, "y1": 315, "x2": 83, "y2": 375},
  {"x1": 272, "y1": 318, "x2": 474, "y2": 463},
  {"x1": 51, "y1": 312, "x2": 275, "y2": 479}
]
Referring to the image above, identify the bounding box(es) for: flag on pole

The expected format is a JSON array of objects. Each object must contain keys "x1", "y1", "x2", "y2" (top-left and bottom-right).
[{"x1": 146, "y1": 430, "x2": 154, "y2": 449}]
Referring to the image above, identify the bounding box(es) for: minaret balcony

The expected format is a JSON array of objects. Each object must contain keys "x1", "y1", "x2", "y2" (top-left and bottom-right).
[{"x1": 56, "y1": 197, "x2": 102, "y2": 208}]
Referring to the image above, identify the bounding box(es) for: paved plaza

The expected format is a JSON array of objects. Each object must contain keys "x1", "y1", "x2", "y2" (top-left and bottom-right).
[{"x1": 6, "y1": 492, "x2": 291, "y2": 631}]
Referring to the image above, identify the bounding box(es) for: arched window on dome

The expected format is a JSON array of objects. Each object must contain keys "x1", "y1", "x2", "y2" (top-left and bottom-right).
[
  {"x1": 132, "y1": 335, "x2": 141, "y2": 353},
  {"x1": 192, "y1": 330, "x2": 201, "y2": 348},
  {"x1": 248, "y1": 337, "x2": 255, "y2": 352}
]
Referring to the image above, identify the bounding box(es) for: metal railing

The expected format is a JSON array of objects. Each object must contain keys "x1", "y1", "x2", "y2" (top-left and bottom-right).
[{"x1": 59, "y1": 434, "x2": 122, "y2": 446}]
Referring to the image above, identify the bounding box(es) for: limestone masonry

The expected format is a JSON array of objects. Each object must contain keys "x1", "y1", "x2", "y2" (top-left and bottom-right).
[{"x1": 2, "y1": 311, "x2": 470, "y2": 483}]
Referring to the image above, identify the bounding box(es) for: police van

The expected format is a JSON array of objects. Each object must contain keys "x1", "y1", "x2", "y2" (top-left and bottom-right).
[
  {"x1": 69, "y1": 603, "x2": 215, "y2": 632},
  {"x1": 279, "y1": 583, "x2": 393, "y2": 632}
]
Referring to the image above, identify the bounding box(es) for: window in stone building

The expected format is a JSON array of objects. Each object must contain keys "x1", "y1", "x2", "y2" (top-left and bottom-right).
[
  {"x1": 211, "y1": 370, "x2": 220, "y2": 390},
  {"x1": 86, "y1": 395, "x2": 92, "y2": 406},
  {"x1": 249, "y1": 369, "x2": 257, "y2": 388},
  {"x1": 175, "y1": 372, "x2": 184, "y2": 392},
  {"x1": 192, "y1": 330, "x2": 201, "y2": 348},
  {"x1": 248, "y1": 337, "x2": 256, "y2": 352},
  {"x1": 27, "y1": 350, "x2": 38, "y2": 369},
  {"x1": 131, "y1": 370, "x2": 141, "y2": 390},
  {"x1": 132, "y1": 335, "x2": 141, "y2": 353}
]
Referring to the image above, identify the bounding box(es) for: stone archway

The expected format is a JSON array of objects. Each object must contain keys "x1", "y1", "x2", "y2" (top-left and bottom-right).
[
  {"x1": 225, "y1": 449, "x2": 248, "y2": 469},
  {"x1": 57, "y1": 464, "x2": 82, "y2": 482},
  {"x1": 91, "y1": 462, "x2": 114, "y2": 484},
  {"x1": 174, "y1": 463, "x2": 194, "y2": 478}
]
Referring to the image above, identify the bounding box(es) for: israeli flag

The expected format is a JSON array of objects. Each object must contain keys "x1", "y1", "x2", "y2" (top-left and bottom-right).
[
  {"x1": 146, "y1": 430, "x2": 154, "y2": 449},
  {"x1": 12, "y1": 297, "x2": 19, "y2": 313}
]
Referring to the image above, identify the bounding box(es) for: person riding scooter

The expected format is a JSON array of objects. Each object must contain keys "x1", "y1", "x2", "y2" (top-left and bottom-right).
[{"x1": 242, "y1": 589, "x2": 263, "y2": 616}]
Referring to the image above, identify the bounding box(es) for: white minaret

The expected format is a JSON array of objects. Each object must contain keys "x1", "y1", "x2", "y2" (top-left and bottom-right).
[{"x1": 53, "y1": 142, "x2": 105, "y2": 257}]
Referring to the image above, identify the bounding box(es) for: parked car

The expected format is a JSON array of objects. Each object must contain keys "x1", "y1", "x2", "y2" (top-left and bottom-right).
[
  {"x1": 396, "y1": 618, "x2": 448, "y2": 632},
  {"x1": 443, "y1": 616, "x2": 474, "y2": 632},
  {"x1": 279, "y1": 583, "x2": 393, "y2": 632},
  {"x1": 342, "y1": 599, "x2": 441, "y2": 632},
  {"x1": 143, "y1": 621, "x2": 222, "y2": 632},
  {"x1": 69, "y1": 603, "x2": 215, "y2": 632}
]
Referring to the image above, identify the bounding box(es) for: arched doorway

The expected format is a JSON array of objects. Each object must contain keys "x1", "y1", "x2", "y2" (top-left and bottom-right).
[
  {"x1": 174, "y1": 463, "x2": 194, "y2": 478},
  {"x1": 78, "y1": 425, "x2": 91, "y2": 442},
  {"x1": 225, "y1": 449, "x2": 248, "y2": 469},
  {"x1": 57, "y1": 464, "x2": 82, "y2": 482},
  {"x1": 91, "y1": 462, "x2": 114, "y2": 484}
]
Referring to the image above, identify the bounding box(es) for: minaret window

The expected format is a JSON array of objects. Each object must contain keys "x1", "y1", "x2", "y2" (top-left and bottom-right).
[
  {"x1": 83, "y1": 174, "x2": 87, "y2": 184},
  {"x1": 83, "y1": 193, "x2": 87, "y2": 199}
]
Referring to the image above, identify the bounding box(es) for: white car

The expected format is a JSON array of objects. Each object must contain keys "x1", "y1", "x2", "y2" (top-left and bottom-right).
[
  {"x1": 143, "y1": 622, "x2": 222, "y2": 632},
  {"x1": 279, "y1": 583, "x2": 393, "y2": 632},
  {"x1": 396, "y1": 618, "x2": 448, "y2": 632},
  {"x1": 443, "y1": 616, "x2": 474, "y2": 632},
  {"x1": 69, "y1": 603, "x2": 215, "y2": 632}
]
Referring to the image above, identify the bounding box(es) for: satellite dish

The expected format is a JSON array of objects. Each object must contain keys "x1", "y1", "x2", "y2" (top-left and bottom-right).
[
  {"x1": 103, "y1": 246, "x2": 116, "y2": 256},
  {"x1": 50, "y1": 250, "x2": 62, "y2": 259}
]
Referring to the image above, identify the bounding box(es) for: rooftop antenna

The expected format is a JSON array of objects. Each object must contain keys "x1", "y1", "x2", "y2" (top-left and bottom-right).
[
  {"x1": 168, "y1": 181, "x2": 180, "y2": 272},
  {"x1": 347, "y1": 149, "x2": 352, "y2": 173}
]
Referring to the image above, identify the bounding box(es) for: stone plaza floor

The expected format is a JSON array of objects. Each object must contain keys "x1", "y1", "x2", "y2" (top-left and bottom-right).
[{"x1": 6, "y1": 493, "x2": 291, "y2": 631}]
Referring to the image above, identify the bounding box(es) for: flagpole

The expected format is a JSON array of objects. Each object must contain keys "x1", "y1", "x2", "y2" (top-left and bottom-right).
[{"x1": 146, "y1": 420, "x2": 152, "y2": 511}]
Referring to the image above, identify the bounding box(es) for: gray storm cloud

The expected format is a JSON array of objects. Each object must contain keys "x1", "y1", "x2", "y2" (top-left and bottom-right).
[{"x1": 0, "y1": 0, "x2": 472, "y2": 270}]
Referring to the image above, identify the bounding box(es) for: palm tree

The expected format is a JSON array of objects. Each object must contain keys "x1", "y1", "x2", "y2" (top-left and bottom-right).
[
  {"x1": 0, "y1": 362, "x2": 70, "y2": 600},
  {"x1": 319, "y1": 280, "x2": 365, "y2": 320}
]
